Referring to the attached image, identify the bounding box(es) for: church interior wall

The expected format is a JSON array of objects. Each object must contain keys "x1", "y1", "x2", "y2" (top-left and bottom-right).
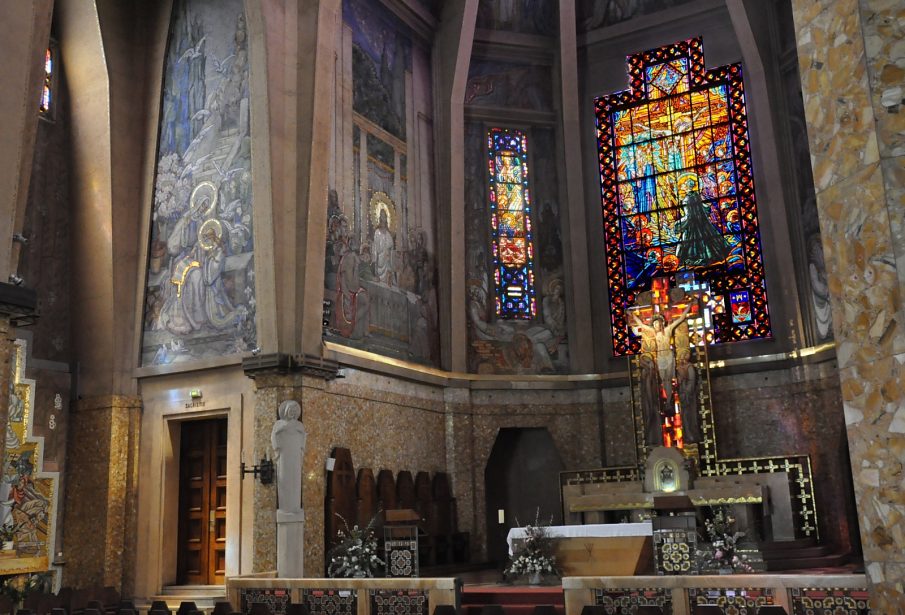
[{"x1": 1, "y1": 0, "x2": 902, "y2": 608}]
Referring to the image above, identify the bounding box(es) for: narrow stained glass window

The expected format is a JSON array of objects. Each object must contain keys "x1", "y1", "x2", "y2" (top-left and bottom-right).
[
  {"x1": 595, "y1": 37, "x2": 771, "y2": 355},
  {"x1": 488, "y1": 127, "x2": 536, "y2": 319},
  {"x1": 39, "y1": 47, "x2": 53, "y2": 116}
]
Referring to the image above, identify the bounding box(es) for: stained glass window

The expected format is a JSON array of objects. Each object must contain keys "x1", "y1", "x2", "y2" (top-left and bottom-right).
[
  {"x1": 39, "y1": 47, "x2": 53, "y2": 116},
  {"x1": 595, "y1": 37, "x2": 771, "y2": 355},
  {"x1": 488, "y1": 127, "x2": 536, "y2": 319}
]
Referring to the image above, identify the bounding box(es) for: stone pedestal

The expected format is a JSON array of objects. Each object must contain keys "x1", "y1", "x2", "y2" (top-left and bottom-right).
[{"x1": 276, "y1": 509, "x2": 305, "y2": 577}]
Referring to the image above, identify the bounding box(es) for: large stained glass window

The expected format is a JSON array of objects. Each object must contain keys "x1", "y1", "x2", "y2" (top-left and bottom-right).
[
  {"x1": 488, "y1": 127, "x2": 536, "y2": 319},
  {"x1": 595, "y1": 37, "x2": 771, "y2": 355}
]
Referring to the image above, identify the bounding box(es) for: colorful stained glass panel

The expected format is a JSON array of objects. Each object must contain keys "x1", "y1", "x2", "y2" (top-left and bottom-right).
[
  {"x1": 595, "y1": 36, "x2": 771, "y2": 355},
  {"x1": 488, "y1": 127, "x2": 537, "y2": 319}
]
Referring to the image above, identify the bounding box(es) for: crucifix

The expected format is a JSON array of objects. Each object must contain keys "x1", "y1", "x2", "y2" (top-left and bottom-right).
[{"x1": 628, "y1": 277, "x2": 702, "y2": 449}]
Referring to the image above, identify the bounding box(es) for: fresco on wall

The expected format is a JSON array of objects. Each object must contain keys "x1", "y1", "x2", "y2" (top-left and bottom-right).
[
  {"x1": 141, "y1": 0, "x2": 256, "y2": 366},
  {"x1": 465, "y1": 60, "x2": 553, "y2": 111},
  {"x1": 323, "y1": 0, "x2": 440, "y2": 366},
  {"x1": 464, "y1": 123, "x2": 569, "y2": 374},
  {"x1": 476, "y1": 0, "x2": 558, "y2": 37},
  {"x1": 577, "y1": 0, "x2": 697, "y2": 31},
  {"x1": 0, "y1": 341, "x2": 59, "y2": 575}
]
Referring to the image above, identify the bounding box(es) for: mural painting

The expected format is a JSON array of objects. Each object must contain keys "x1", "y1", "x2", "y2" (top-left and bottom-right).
[
  {"x1": 0, "y1": 341, "x2": 58, "y2": 575},
  {"x1": 465, "y1": 60, "x2": 553, "y2": 112},
  {"x1": 141, "y1": 0, "x2": 256, "y2": 365},
  {"x1": 323, "y1": 0, "x2": 440, "y2": 366},
  {"x1": 476, "y1": 0, "x2": 558, "y2": 37},
  {"x1": 577, "y1": 0, "x2": 697, "y2": 31},
  {"x1": 464, "y1": 123, "x2": 569, "y2": 374}
]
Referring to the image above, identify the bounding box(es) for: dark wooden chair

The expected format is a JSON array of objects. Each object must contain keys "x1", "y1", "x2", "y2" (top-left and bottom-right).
[
  {"x1": 693, "y1": 607, "x2": 724, "y2": 615},
  {"x1": 531, "y1": 605, "x2": 557, "y2": 615},
  {"x1": 756, "y1": 608, "x2": 788, "y2": 615},
  {"x1": 285, "y1": 604, "x2": 310, "y2": 615},
  {"x1": 432, "y1": 606, "x2": 457, "y2": 615},
  {"x1": 479, "y1": 606, "x2": 503, "y2": 615},
  {"x1": 250, "y1": 604, "x2": 271, "y2": 615},
  {"x1": 176, "y1": 602, "x2": 197, "y2": 615},
  {"x1": 579, "y1": 606, "x2": 606, "y2": 615},
  {"x1": 636, "y1": 607, "x2": 665, "y2": 615},
  {"x1": 50, "y1": 608, "x2": 67, "y2": 615},
  {"x1": 211, "y1": 603, "x2": 233, "y2": 615}
]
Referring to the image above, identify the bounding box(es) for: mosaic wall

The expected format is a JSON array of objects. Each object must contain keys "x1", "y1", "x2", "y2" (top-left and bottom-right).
[
  {"x1": 1, "y1": 341, "x2": 59, "y2": 574},
  {"x1": 577, "y1": 0, "x2": 698, "y2": 31},
  {"x1": 475, "y1": 0, "x2": 557, "y2": 36},
  {"x1": 324, "y1": 0, "x2": 440, "y2": 366},
  {"x1": 464, "y1": 122, "x2": 570, "y2": 374},
  {"x1": 466, "y1": 60, "x2": 553, "y2": 111},
  {"x1": 142, "y1": 0, "x2": 256, "y2": 365}
]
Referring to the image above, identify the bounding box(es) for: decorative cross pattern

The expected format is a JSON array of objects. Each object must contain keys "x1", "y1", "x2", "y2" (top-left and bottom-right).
[
  {"x1": 653, "y1": 529, "x2": 696, "y2": 575},
  {"x1": 301, "y1": 589, "x2": 357, "y2": 615},
  {"x1": 369, "y1": 589, "x2": 428, "y2": 615},
  {"x1": 789, "y1": 587, "x2": 871, "y2": 614},
  {"x1": 240, "y1": 588, "x2": 291, "y2": 615},
  {"x1": 595, "y1": 37, "x2": 771, "y2": 356},
  {"x1": 594, "y1": 587, "x2": 673, "y2": 614},
  {"x1": 687, "y1": 587, "x2": 775, "y2": 614}
]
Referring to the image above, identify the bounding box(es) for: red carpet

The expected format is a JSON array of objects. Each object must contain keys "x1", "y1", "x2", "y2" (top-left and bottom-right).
[{"x1": 461, "y1": 585, "x2": 564, "y2": 615}]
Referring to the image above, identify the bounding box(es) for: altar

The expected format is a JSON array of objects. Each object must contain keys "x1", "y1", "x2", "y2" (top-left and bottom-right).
[{"x1": 507, "y1": 523, "x2": 654, "y2": 576}]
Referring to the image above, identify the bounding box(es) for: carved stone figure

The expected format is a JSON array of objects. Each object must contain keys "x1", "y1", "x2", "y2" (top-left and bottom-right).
[{"x1": 271, "y1": 400, "x2": 307, "y2": 512}]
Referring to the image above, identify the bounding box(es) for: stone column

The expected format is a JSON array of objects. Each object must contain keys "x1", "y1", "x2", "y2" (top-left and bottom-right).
[
  {"x1": 792, "y1": 1, "x2": 905, "y2": 609},
  {"x1": 61, "y1": 395, "x2": 141, "y2": 590}
]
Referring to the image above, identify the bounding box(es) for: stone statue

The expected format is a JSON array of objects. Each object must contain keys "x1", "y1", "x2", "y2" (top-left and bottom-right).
[{"x1": 271, "y1": 400, "x2": 307, "y2": 512}]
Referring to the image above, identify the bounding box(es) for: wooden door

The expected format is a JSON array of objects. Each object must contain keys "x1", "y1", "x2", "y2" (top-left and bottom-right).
[{"x1": 177, "y1": 418, "x2": 227, "y2": 585}]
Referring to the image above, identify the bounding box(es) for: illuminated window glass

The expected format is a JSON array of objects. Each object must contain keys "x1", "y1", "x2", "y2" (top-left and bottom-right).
[
  {"x1": 595, "y1": 37, "x2": 771, "y2": 356},
  {"x1": 488, "y1": 127, "x2": 536, "y2": 319},
  {"x1": 39, "y1": 47, "x2": 53, "y2": 116}
]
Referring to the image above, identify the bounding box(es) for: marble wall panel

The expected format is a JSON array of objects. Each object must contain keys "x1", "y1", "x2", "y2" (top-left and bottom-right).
[
  {"x1": 793, "y1": 0, "x2": 905, "y2": 607},
  {"x1": 794, "y1": 0, "x2": 879, "y2": 192},
  {"x1": 61, "y1": 396, "x2": 141, "y2": 590},
  {"x1": 860, "y1": 0, "x2": 905, "y2": 159}
]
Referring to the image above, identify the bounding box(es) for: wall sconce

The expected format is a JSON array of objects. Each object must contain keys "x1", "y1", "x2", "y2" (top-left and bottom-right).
[{"x1": 241, "y1": 456, "x2": 274, "y2": 484}]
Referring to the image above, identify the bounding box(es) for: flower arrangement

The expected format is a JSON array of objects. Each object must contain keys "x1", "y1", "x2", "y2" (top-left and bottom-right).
[
  {"x1": 0, "y1": 572, "x2": 52, "y2": 606},
  {"x1": 327, "y1": 513, "x2": 385, "y2": 578},
  {"x1": 696, "y1": 506, "x2": 754, "y2": 573},
  {"x1": 504, "y1": 511, "x2": 560, "y2": 583}
]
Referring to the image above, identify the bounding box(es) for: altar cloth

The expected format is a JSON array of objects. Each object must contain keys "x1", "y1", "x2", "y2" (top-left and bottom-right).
[{"x1": 506, "y1": 522, "x2": 653, "y2": 555}]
